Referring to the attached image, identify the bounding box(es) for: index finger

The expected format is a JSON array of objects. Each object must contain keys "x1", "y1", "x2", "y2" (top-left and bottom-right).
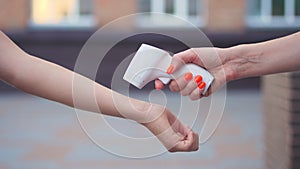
[
  {"x1": 155, "y1": 79, "x2": 165, "y2": 90},
  {"x1": 171, "y1": 49, "x2": 204, "y2": 73}
]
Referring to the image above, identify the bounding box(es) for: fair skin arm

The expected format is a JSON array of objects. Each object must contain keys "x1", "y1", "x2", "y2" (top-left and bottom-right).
[
  {"x1": 156, "y1": 31, "x2": 300, "y2": 100},
  {"x1": 0, "y1": 31, "x2": 199, "y2": 152}
]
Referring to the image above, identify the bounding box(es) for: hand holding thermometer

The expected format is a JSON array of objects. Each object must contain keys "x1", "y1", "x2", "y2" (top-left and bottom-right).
[{"x1": 123, "y1": 44, "x2": 214, "y2": 95}]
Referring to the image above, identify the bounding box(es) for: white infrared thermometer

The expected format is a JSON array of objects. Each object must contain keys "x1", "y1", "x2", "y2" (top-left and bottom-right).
[{"x1": 123, "y1": 44, "x2": 214, "y2": 94}]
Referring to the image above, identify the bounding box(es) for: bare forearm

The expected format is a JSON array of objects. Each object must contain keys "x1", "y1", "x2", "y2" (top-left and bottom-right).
[
  {"x1": 12, "y1": 54, "x2": 156, "y2": 121},
  {"x1": 9, "y1": 54, "x2": 174, "y2": 137},
  {"x1": 227, "y1": 32, "x2": 300, "y2": 80},
  {"x1": 0, "y1": 31, "x2": 154, "y2": 122}
]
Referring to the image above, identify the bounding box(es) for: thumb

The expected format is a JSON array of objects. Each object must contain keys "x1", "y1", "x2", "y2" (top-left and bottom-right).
[{"x1": 167, "y1": 49, "x2": 201, "y2": 74}]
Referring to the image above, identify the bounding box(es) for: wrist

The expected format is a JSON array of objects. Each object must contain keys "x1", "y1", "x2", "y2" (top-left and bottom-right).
[
  {"x1": 220, "y1": 46, "x2": 241, "y2": 81},
  {"x1": 141, "y1": 105, "x2": 173, "y2": 137},
  {"x1": 141, "y1": 104, "x2": 166, "y2": 130},
  {"x1": 225, "y1": 44, "x2": 262, "y2": 81},
  {"x1": 141, "y1": 106, "x2": 181, "y2": 149}
]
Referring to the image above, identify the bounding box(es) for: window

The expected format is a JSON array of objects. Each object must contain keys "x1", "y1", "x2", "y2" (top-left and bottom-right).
[
  {"x1": 138, "y1": 0, "x2": 204, "y2": 27},
  {"x1": 247, "y1": 0, "x2": 300, "y2": 28},
  {"x1": 30, "y1": 0, "x2": 95, "y2": 28}
]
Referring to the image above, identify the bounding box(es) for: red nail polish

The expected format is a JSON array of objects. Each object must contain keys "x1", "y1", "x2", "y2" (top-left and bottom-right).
[
  {"x1": 166, "y1": 65, "x2": 174, "y2": 74},
  {"x1": 155, "y1": 86, "x2": 162, "y2": 90},
  {"x1": 198, "y1": 82, "x2": 206, "y2": 89},
  {"x1": 194, "y1": 75, "x2": 203, "y2": 84},
  {"x1": 184, "y1": 72, "x2": 193, "y2": 81}
]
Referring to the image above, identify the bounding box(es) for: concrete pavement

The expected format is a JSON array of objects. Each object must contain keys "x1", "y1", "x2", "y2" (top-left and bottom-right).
[{"x1": 0, "y1": 89, "x2": 263, "y2": 169}]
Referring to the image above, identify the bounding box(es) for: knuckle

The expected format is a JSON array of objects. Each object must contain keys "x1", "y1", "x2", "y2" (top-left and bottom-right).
[
  {"x1": 181, "y1": 90, "x2": 189, "y2": 96},
  {"x1": 173, "y1": 55, "x2": 185, "y2": 64},
  {"x1": 188, "y1": 144, "x2": 194, "y2": 150},
  {"x1": 189, "y1": 95, "x2": 194, "y2": 100},
  {"x1": 173, "y1": 53, "x2": 182, "y2": 60},
  {"x1": 181, "y1": 146, "x2": 189, "y2": 152},
  {"x1": 169, "y1": 82, "x2": 179, "y2": 91},
  {"x1": 181, "y1": 87, "x2": 193, "y2": 96},
  {"x1": 169, "y1": 86, "x2": 175, "y2": 92},
  {"x1": 189, "y1": 94, "x2": 198, "y2": 101},
  {"x1": 168, "y1": 148, "x2": 176, "y2": 153},
  {"x1": 170, "y1": 80, "x2": 177, "y2": 86},
  {"x1": 169, "y1": 85, "x2": 178, "y2": 92}
]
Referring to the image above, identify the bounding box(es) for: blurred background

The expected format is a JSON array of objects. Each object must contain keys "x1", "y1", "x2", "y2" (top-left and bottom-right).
[{"x1": 0, "y1": 0, "x2": 299, "y2": 169}]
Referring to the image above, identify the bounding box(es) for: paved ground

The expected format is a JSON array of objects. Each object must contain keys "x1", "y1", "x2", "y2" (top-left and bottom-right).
[{"x1": 0, "y1": 89, "x2": 263, "y2": 169}]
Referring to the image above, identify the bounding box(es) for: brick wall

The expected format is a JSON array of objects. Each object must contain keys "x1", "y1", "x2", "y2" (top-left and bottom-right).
[
  {"x1": 0, "y1": 0, "x2": 29, "y2": 30},
  {"x1": 262, "y1": 72, "x2": 300, "y2": 169},
  {"x1": 0, "y1": 0, "x2": 247, "y2": 32},
  {"x1": 203, "y1": 0, "x2": 246, "y2": 32},
  {"x1": 93, "y1": 0, "x2": 137, "y2": 28}
]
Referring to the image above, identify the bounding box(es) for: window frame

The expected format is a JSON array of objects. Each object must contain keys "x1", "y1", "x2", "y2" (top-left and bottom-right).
[
  {"x1": 137, "y1": 0, "x2": 204, "y2": 28},
  {"x1": 29, "y1": 0, "x2": 95, "y2": 29},
  {"x1": 246, "y1": 0, "x2": 300, "y2": 28}
]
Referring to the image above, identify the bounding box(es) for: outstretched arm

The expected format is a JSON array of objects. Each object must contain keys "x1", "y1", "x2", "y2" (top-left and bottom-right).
[
  {"x1": 0, "y1": 31, "x2": 198, "y2": 152},
  {"x1": 228, "y1": 31, "x2": 300, "y2": 79}
]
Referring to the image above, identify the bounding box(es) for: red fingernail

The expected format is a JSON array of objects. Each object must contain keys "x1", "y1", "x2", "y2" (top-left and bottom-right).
[
  {"x1": 155, "y1": 85, "x2": 162, "y2": 90},
  {"x1": 184, "y1": 72, "x2": 193, "y2": 81},
  {"x1": 198, "y1": 82, "x2": 206, "y2": 89},
  {"x1": 166, "y1": 65, "x2": 174, "y2": 74},
  {"x1": 194, "y1": 75, "x2": 203, "y2": 84}
]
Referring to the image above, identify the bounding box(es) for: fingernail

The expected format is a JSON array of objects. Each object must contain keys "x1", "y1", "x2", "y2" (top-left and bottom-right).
[
  {"x1": 194, "y1": 75, "x2": 203, "y2": 84},
  {"x1": 166, "y1": 65, "x2": 174, "y2": 74},
  {"x1": 184, "y1": 72, "x2": 193, "y2": 81},
  {"x1": 155, "y1": 85, "x2": 162, "y2": 90},
  {"x1": 198, "y1": 82, "x2": 206, "y2": 89}
]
